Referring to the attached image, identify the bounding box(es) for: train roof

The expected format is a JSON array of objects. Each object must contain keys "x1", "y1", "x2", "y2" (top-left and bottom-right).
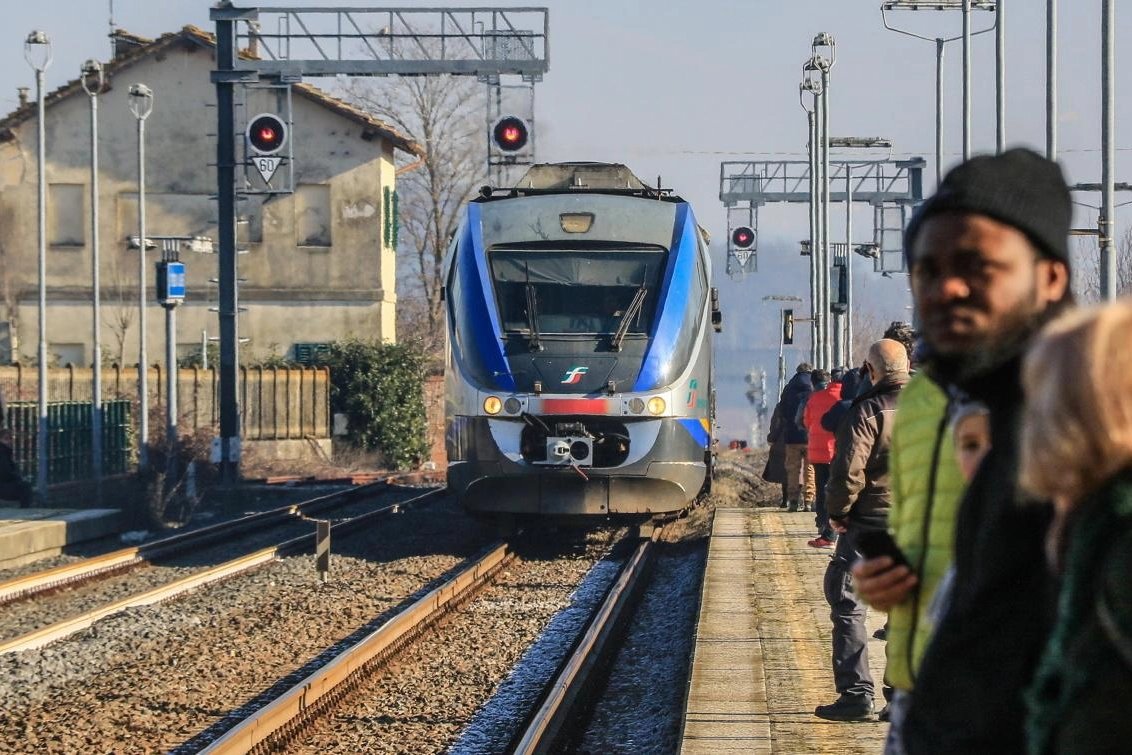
[{"x1": 475, "y1": 162, "x2": 686, "y2": 203}]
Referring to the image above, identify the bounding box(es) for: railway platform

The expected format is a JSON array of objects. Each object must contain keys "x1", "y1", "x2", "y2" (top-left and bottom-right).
[
  {"x1": 0, "y1": 507, "x2": 121, "y2": 569},
  {"x1": 681, "y1": 507, "x2": 888, "y2": 754}
]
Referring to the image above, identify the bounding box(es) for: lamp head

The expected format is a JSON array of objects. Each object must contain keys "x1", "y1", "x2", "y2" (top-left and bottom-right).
[
  {"x1": 803, "y1": 58, "x2": 824, "y2": 93},
  {"x1": 812, "y1": 32, "x2": 836, "y2": 68},
  {"x1": 24, "y1": 30, "x2": 52, "y2": 71},
  {"x1": 128, "y1": 83, "x2": 154, "y2": 119},
  {"x1": 80, "y1": 60, "x2": 104, "y2": 96}
]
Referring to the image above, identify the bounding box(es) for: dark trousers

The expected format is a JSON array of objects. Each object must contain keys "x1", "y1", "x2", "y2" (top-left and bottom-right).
[
  {"x1": 812, "y1": 463, "x2": 836, "y2": 541},
  {"x1": 822, "y1": 527, "x2": 874, "y2": 701}
]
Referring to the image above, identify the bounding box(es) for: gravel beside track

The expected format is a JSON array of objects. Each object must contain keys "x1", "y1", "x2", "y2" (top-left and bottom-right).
[
  {"x1": 568, "y1": 540, "x2": 709, "y2": 753},
  {"x1": 0, "y1": 497, "x2": 494, "y2": 754}
]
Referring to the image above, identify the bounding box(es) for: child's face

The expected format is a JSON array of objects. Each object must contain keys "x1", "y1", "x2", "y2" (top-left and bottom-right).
[{"x1": 954, "y1": 413, "x2": 991, "y2": 482}]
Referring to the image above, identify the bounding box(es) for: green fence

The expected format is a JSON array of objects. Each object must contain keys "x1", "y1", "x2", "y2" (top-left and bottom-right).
[{"x1": 7, "y1": 401, "x2": 132, "y2": 485}]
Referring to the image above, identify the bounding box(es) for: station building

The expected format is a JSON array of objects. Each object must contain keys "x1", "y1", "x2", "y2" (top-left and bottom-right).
[{"x1": 0, "y1": 25, "x2": 422, "y2": 367}]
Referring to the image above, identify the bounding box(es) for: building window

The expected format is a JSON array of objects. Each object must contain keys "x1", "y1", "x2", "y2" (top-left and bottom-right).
[
  {"x1": 296, "y1": 184, "x2": 331, "y2": 247},
  {"x1": 293, "y1": 342, "x2": 330, "y2": 365},
  {"x1": 49, "y1": 184, "x2": 84, "y2": 247}
]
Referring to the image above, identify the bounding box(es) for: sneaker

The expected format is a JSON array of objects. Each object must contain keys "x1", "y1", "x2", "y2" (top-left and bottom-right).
[
  {"x1": 807, "y1": 537, "x2": 834, "y2": 548},
  {"x1": 814, "y1": 695, "x2": 875, "y2": 722},
  {"x1": 787, "y1": 499, "x2": 800, "y2": 512},
  {"x1": 877, "y1": 704, "x2": 891, "y2": 722},
  {"x1": 873, "y1": 627, "x2": 887, "y2": 641}
]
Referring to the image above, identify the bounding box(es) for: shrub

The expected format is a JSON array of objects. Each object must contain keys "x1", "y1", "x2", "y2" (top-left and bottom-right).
[{"x1": 319, "y1": 338, "x2": 430, "y2": 470}]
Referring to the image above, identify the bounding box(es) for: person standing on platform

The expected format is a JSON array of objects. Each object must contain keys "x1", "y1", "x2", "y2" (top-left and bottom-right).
[
  {"x1": 855, "y1": 148, "x2": 1074, "y2": 753},
  {"x1": 803, "y1": 368, "x2": 843, "y2": 548},
  {"x1": 778, "y1": 362, "x2": 815, "y2": 512},
  {"x1": 815, "y1": 338, "x2": 909, "y2": 721}
]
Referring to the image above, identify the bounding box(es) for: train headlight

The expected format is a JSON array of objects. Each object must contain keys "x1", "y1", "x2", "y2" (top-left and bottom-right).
[
  {"x1": 627, "y1": 397, "x2": 645, "y2": 415},
  {"x1": 504, "y1": 397, "x2": 522, "y2": 414},
  {"x1": 483, "y1": 396, "x2": 503, "y2": 415},
  {"x1": 647, "y1": 396, "x2": 666, "y2": 416}
]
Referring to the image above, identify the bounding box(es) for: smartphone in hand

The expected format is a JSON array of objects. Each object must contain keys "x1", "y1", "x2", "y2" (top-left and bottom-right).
[{"x1": 855, "y1": 529, "x2": 911, "y2": 569}]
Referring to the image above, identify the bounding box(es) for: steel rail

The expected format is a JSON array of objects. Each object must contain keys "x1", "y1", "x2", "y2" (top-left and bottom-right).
[
  {"x1": 0, "y1": 480, "x2": 391, "y2": 605},
  {"x1": 0, "y1": 489, "x2": 443, "y2": 654},
  {"x1": 201, "y1": 540, "x2": 514, "y2": 754},
  {"x1": 512, "y1": 526, "x2": 662, "y2": 754}
]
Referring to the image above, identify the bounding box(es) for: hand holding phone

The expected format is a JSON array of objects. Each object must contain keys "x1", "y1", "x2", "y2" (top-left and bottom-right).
[{"x1": 855, "y1": 528, "x2": 910, "y2": 569}]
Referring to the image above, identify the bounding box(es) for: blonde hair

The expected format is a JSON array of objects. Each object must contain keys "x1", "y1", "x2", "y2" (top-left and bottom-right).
[{"x1": 1020, "y1": 297, "x2": 1132, "y2": 504}]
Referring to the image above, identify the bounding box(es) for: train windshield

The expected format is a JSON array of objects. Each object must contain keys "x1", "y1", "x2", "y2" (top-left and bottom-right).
[{"x1": 490, "y1": 248, "x2": 667, "y2": 336}]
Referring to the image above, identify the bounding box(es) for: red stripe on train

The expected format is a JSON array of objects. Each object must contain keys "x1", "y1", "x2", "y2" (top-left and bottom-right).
[{"x1": 539, "y1": 398, "x2": 614, "y2": 415}]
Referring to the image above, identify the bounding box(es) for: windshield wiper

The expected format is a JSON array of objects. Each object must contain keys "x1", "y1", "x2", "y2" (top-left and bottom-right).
[
  {"x1": 524, "y1": 265, "x2": 543, "y2": 352},
  {"x1": 610, "y1": 282, "x2": 647, "y2": 351}
]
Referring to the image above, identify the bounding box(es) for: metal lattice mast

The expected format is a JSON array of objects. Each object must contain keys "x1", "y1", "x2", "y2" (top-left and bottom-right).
[{"x1": 210, "y1": 3, "x2": 549, "y2": 484}]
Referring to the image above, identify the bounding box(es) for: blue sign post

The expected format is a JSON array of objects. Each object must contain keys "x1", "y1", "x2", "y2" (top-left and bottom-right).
[
  {"x1": 157, "y1": 258, "x2": 185, "y2": 487},
  {"x1": 157, "y1": 260, "x2": 186, "y2": 305}
]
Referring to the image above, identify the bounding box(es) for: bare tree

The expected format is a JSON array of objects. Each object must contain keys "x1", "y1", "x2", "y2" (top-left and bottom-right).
[
  {"x1": 1071, "y1": 227, "x2": 1132, "y2": 303},
  {"x1": 343, "y1": 72, "x2": 487, "y2": 356},
  {"x1": 104, "y1": 255, "x2": 136, "y2": 366}
]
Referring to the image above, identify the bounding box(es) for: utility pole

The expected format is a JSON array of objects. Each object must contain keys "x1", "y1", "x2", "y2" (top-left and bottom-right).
[{"x1": 81, "y1": 60, "x2": 105, "y2": 502}]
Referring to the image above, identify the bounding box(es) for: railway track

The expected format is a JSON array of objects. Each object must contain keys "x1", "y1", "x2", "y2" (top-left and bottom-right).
[
  {"x1": 0, "y1": 481, "x2": 395, "y2": 606},
  {"x1": 0, "y1": 485, "x2": 441, "y2": 653},
  {"x1": 196, "y1": 526, "x2": 664, "y2": 754},
  {"x1": 511, "y1": 526, "x2": 663, "y2": 754},
  {"x1": 200, "y1": 541, "x2": 516, "y2": 754}
]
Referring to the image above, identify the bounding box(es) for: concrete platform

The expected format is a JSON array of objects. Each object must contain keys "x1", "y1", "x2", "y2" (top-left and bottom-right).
[
  {"x1": 681, "y1": 507, "x2": 888, "y2": 754},
  {"x1": 0, "y1": 508, "x2": 122, "y2": 569}
]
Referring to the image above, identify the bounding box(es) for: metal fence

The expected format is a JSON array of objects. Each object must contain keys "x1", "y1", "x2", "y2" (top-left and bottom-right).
[
  {"x1": 0, "y1": 365, "x2": 330, "y2": 460},
  {"x1": 7, "y1": 400, "x2": 132, "y2": 485}
]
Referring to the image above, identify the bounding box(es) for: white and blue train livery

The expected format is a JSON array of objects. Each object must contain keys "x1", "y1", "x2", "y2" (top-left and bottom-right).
[{"x1": 443, "y1": 163, "x2": 720, "y2": 520}]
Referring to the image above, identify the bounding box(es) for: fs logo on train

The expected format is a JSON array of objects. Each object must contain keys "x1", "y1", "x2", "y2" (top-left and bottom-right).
[{"x1": 561, "y1": 367, "x2": 589, "y2": 384}]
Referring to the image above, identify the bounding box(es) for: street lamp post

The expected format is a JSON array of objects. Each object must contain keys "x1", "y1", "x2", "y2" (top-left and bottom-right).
[
  {"x1": 1047, "y1": 0, "x2": 1057, "y2": 161},
  {"x1": 813, "y1": 32, "x2": 835, "y2": 369},
  {"x1": 128, "y1": 83, "x2": 154, "y2": 472},
  {"x1": 881, "y1": 2, "x2": 996, "y2": 184},
  {"x1": 1100, "y1": 0, "x2": 1116, "y2": 300},
  {"x1": 25, "y1": 30, "x2": 51, "y2": 504},
  {"x1": 80, "y1": 59, "x2": 104, "y2": 502},
  {"x1": 799, "y1": 75, "x2": 821, "y2": 367}
]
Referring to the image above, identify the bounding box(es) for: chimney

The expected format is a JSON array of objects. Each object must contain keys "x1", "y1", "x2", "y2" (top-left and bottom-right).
[
  {"x1": 17, "y1": 87, "x2": 29, "y2": 107},
  {"x1": 247, "y1": 21, "x2": 260, "y2": 58}
]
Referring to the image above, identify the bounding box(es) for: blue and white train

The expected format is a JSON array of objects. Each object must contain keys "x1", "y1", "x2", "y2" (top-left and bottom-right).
[{"x1": 443, "y1": 163, "x2": 720, "y2": 521}]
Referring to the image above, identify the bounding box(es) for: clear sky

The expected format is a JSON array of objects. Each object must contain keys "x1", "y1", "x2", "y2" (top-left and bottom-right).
[{"x1": 1, "y1": 1, "x2": 1127, "y2": 440}]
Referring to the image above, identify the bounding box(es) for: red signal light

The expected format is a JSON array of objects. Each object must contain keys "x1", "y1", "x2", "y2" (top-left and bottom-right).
[
  {"x1": 246, "y1": 113, "x2": 288, "y2": 156},
  {"x1": 731, "y1": 226, "x2": 755, "y2": 250},
  {"x1": 492, "y1": 116, "x2": 529, "y2": 152}
]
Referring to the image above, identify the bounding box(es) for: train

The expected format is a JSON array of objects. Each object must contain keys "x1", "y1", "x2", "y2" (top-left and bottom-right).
[{"x1": 443, "y1": 162, "x2": 720, "y2": 522}]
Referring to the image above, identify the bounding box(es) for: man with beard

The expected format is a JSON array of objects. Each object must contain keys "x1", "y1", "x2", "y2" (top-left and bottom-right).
[{"x1": 851, "y1": 148, "x2": 1073, "y2": 753}]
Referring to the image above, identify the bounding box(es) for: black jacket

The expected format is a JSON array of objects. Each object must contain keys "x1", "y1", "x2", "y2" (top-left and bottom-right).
[
  {"x1": 774, "y1": 372, "x2": 812, "y2": 445},
  {"x1": 903, "y1": 357, "x2": 1056, "y2": 754},
  {"x1": 821, "y1": 367, "x2": 869, "y2": 436},
  {"x1": 824, "y1": 372, "x2": 908, "y2": 529}
]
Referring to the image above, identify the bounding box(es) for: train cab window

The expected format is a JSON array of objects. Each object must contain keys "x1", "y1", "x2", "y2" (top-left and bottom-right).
[{"x1": 491, "y1": 249, "x2": 666, "y2": 336}]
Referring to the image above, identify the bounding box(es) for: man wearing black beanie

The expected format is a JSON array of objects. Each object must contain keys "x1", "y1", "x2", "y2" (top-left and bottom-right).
[{"x1": 851, "y1": 148, "x2": 1073, "y2": 753}]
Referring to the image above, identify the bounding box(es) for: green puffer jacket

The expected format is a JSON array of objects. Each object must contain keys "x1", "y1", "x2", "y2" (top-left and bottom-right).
[{"x1": 886, "y1": 372, "x2": 966, "y2": 691}]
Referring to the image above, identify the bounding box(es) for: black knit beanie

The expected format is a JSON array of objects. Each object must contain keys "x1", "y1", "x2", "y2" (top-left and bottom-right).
[{"x1": 904, "y1": 148, "x2": 1072, "y2": 268}]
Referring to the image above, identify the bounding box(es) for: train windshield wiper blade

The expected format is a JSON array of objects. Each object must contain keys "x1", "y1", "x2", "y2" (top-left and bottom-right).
[
  {"x1": 610, "y1": 285, "x2": 647, "y2": 351},
  {"x1": 525, "y1": 281, "x2": 543, "y2": 352}
]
